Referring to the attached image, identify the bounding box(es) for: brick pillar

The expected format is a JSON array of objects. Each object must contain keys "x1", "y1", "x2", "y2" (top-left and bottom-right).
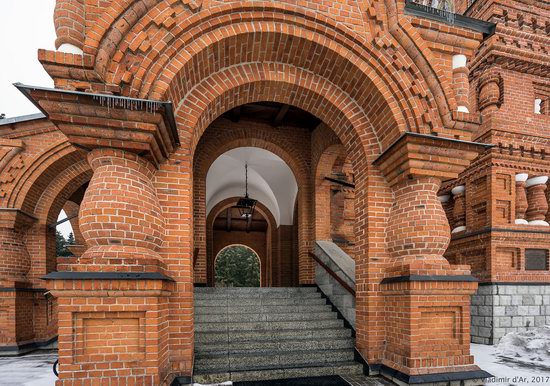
[
  {"x1": 374, "y1": 134, "x2": 489, "y2": 383},
  {"x1": 45, "y1": 149, "x2": 173, "y2": 385},
  {"x1": 387, "y1": 177, "x2": 451, "y2": 270},
  {"x1": 451, "y1": 185, "x2": 466, "y2": 233},
  {"x1": 76, "y1": 148, "x2": 165, "y2": 272},
  {"x1": 525, "y1": 176, "x2": 549, "y2": 226},
  {"x1": 452, "y1": 55, "x2": 470, "y2": 113},
  {"x1": 382, "y1": 176, "x2": 483, "y2": 382},
  {"x1": 515, "y1": 173, "x2": 529, "y2": 225},
  {"x1": 0, "y1": 209, "x2": 36, "y2": 353}
]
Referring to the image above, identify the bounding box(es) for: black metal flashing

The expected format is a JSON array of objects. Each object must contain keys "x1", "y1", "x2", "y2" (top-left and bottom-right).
[
  {"x1": 373, "y1": 132, "x2": 493, "y2": 166},
  {"x1": 0, "y1": 287, "x2": 47, "y2": 293},
  {"x1": 452, "y1": 226, "x2": 550, "y2": 240},
  {"x1": 379, "y1": 364, "x2": 492, "y2": 384},
  {"x1": 479, "y1": 282, "x2": 550, "y2": 286},
  {"x1": 381, "y1": 275, "x2": 478, "y2": 284},
  {"x1": 170, "y1": 376, "x2": 192, "y2": 386},
  {"x1": 42, "y1": 271, "x2": 174, "y2": 281},
  {"x1": 324, "y1": 176, "x2": 355, "y2": 188},
  {"x1": 0, "y1": 336, "x2": 57, "y2": 355},
  {"x1": 404, "y1": 1, "x2": 496, "y2": 36},
  {"x1": 0, "y1": 113, "x2": 47, "y2": 127},
  {"x1": 13, "y1": 83, "x2": 180, "y2": 146}
]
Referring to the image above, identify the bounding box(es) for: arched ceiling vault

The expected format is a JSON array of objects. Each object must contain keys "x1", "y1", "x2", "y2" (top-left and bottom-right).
[{"x1": 206, "y1": 147, "x2": 298, "y2": 227}]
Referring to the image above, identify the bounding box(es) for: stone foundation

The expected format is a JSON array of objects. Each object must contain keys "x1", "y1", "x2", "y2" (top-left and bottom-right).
[{"x1": 471, "y1": 284, "x2": 550, "y2": 344}]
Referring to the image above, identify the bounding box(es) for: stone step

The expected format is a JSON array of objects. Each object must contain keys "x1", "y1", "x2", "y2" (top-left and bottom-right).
[
  {"x1": 193, "y1": 362, "x2": 364, "y2": 384},
  {"x1": 195, "y1": 310, "x2": 336, "y2": 323},
  {"x1": 195, "y1": 304, "x2": 332, "y2": 315},
  {"x1": 195, "y1": 337, "x2": 354, "y2": 355},
  {"x1": 195, "y1": 327, "x2": 352, "y2": 344},
  {"x1": 195, "y1": 297, "x2": 327, "y2": 307},
  {"x1": 194, "y1": 349, "x2": 355, "y2": 372},
  {"x1": 194, "y1": 291, "x2": 322, "y2": 300},
  {"x1": 194, "y1": 287, "x2": 318, "y2": 294},
  {"x1": 196, "y1": 319, "x2": 343, "y2": 333}
]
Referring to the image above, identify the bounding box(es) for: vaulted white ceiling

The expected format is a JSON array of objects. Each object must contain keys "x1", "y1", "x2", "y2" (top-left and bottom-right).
[{"x1": 206, "y1": 147, "x2": 298, "y2": 226}]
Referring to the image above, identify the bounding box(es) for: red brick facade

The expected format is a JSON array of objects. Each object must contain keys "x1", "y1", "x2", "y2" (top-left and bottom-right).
[{"x1": 0, "y1": 0, "x2": 548, "y2": 384}]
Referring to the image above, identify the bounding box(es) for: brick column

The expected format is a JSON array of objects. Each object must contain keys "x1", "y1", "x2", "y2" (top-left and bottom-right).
[
  {"x1": 22, "y1": 87, "x2": 180, "y2": 385},
  {"x1": 0, "y1": 209, "x2": 36, "y2": 353},
  {"x1": 451, "y1": 185, "x2": 466, "y2": 233},
  {"x1": 76, "y1": 148, "x2": 165, "y2": 272},
  {"x1": 53, "y1": 0, "x2": 85, "y2": 54},
  {"x1": 45, "y1": 149, "x2": 173, "y2": 385},
  {"x1": 515, "y1": 173, "x2": 529, "y2": 225},
  {"x1": 374, "y1": 133, "x2": 490, "y2": 383},
  {"x1": 525, "y1": 176, "x2": 549, "y2": 226},
  {"x1": 452, "y1": 55, "x2": 470, "y2": 113},
  {"x1": 387, "y1": 177, "x2": 451, "y2": 270}
]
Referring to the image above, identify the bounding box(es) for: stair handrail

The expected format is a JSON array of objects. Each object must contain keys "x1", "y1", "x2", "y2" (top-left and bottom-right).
[{"x1": 309, "y1": 251, "x2": 355, "y2": 296}]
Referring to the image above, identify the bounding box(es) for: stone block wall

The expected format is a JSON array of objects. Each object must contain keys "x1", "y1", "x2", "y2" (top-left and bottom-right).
[{"x1": 471, "y1": 284, "x2": 550, "y2": 344}]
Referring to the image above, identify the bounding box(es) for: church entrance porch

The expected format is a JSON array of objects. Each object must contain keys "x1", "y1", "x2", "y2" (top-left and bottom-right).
[{"x1": 0, "y1": 2, "x2": 503, "y2": 384}]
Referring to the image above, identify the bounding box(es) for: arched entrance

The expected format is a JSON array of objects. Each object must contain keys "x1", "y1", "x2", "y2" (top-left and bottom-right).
[
  {"x1": 214, "y1": 245, "x2": 261, "y2": 287},
  {"x1": 202, "y1": 143, "x2": 301, "y2": 287},
  {"x1": 11, "y1": 2, "x2": 490, "y2": 384}
]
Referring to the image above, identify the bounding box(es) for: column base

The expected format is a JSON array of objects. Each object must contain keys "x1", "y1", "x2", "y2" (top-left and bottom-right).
[
  {"x1": 381, "y1": 273, "x2": 487, "y2": 383},
  {"x1": 0, "y1": 281, "x2": 41, "y2": 355},
  {"x1": 377, "y1": 364, "x2": 491, "y2": 386},
  {"x1": 44, "y1": 272, "x2": 174, "y2": 386}
]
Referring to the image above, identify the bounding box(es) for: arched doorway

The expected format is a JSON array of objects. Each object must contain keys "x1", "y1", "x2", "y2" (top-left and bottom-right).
[
  {"x1": 214, "y1": 245, "x2": 261, "y2": 287},
  {"x1": 202, "y1": 143, "x2": 300, "y2": 287}
]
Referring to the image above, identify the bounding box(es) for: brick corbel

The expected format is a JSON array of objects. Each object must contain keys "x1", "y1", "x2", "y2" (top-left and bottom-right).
[
  {"x1": 14, "y1": 84, "x2": 179, "y2": 168},
  {"x1": 373, "y1": 132, "x2": 490, "y2": 187},
  {"x1": 0, "y1": 208, "x2": 37, "y2": 231}
]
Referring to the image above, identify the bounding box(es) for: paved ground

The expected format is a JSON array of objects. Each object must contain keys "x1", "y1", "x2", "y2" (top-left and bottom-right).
[
  {"x1": 3, "y1": 346, "x2": 550, "y2": 386},
  {"x1": 0, "y1": 351, "x2": 57, "y2": 386}
]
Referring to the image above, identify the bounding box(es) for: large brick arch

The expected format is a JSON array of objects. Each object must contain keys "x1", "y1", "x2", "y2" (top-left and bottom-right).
[
  {"x1": 83, "y1": 2, "x2": 462, "y2": 146},
  {"x1": 6, "y1": 141, "x2": 86, "y2": 215},
  {"x1": 193, "y1": 122, "x2": 311, "y2": 284}
]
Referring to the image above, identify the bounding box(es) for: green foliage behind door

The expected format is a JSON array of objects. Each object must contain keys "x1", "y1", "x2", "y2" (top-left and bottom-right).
[{"x1": 215, "y1": 245, "x2": 261, "y2": 287}]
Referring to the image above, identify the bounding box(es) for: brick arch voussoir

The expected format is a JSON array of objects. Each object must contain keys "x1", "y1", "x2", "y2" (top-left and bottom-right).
[
  {"x1": 34, "y1": 160, "x2": 92, "y2": 226},
  {"x1": 176, "y1": 64, "x2": 377, "y2": 170},
  {"x1": 95, "y1": 2, "x2": 447, "y2": 139},
  {"x1": 8, "y1": 141, "x2": 87, "y2": 215}
]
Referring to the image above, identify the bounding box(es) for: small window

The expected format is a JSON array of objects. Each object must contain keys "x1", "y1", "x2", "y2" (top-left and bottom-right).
[{"x1": 525, "y1": 249, "x2": 549, "y2": 271}]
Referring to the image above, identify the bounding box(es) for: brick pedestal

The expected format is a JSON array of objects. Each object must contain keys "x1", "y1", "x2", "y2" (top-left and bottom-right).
[{"x1": 46, "y1": 276, "x2": 173, "y2": 385}]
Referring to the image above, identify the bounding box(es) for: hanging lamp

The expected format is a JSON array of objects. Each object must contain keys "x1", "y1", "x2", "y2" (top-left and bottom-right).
[{"x1": 234, "y1": 163, "x2": 257, "y2": 218}]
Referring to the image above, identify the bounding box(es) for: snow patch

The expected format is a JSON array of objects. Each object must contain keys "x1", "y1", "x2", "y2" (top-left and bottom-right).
[{"x1": 497, "y1": 325, "x2": 550, "y2": 369}]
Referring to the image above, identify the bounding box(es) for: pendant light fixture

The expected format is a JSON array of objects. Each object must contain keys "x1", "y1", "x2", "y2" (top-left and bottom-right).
[{"x1": 234, "y1": 163, "x2": 257, "y2": 218}]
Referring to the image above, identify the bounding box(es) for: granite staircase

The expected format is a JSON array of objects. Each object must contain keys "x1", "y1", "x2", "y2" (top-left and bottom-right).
[{"x1": 193, "y1": 287, "x2": 363, "y2": 384}]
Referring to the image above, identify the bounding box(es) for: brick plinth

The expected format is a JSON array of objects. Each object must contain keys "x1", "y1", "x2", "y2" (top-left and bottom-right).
[
  {"x1": 46, "y1": 277, "x2": 173, "y2": 386},
  {"x1": 381, "y1": 279, "x2": 480, "y2": 377}
]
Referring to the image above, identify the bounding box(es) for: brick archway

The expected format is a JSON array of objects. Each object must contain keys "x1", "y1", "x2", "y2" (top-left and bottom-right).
[{"x1": 193, "y1": 120, "x2": 310, "y2": 285}]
